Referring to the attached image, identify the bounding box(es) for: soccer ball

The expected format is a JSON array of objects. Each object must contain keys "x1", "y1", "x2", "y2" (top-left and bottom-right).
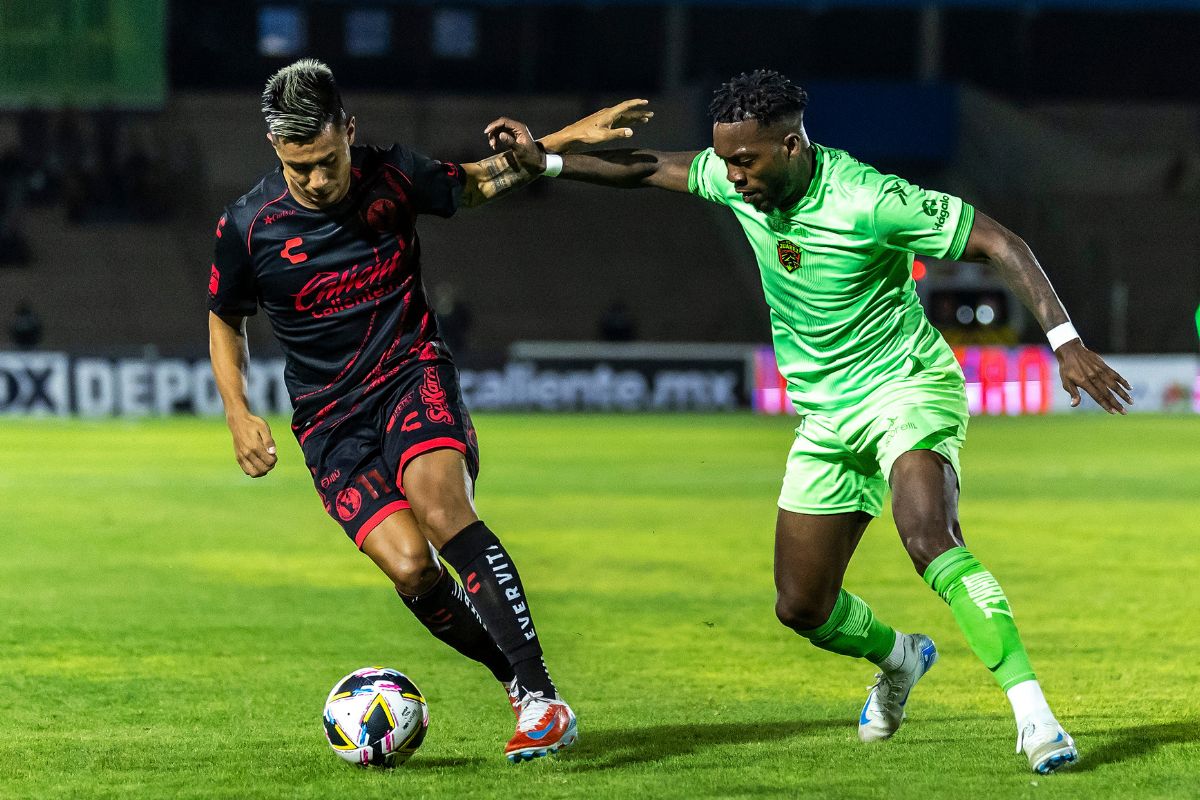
[{"x1": 322, "y1": 667, "x2": 429, "y2": 767}]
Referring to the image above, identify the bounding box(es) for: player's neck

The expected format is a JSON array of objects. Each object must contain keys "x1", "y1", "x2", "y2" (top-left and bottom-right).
[
  {"x1": 778, "y1": 144, "x2": 816, "y2": 212},
  {"x1": 283, "y1": 176, "x2": 352, "y2": 211}
]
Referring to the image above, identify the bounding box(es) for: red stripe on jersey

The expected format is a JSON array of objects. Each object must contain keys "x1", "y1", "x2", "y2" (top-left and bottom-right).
[
  {"x1": 294, "y1": 308, "x2": 380, "y2": 403},
  {"x1": 246, "y1": 188, "x2": 290, "y2": 253}
]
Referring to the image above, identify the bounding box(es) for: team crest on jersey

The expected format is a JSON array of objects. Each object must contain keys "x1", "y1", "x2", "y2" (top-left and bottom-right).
[{"x1": 776, "y1": 239, "x2": 803, "y2": 272}]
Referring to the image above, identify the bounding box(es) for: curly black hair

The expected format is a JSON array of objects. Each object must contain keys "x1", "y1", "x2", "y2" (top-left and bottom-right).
[{"x1": 708, "y1": 70, "x2": 808, "y2": 127}]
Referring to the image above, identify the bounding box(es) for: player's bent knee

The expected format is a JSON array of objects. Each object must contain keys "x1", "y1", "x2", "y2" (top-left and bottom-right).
[
  {"x1": 389, "y1": 554, "x2": 442, "y2": 597},
  {"x1": 902, "y1": 536, "x2": 956, "y2": 577},
  {"x1": 775, "y1": 593, "x2": 834, "y2": 632}
]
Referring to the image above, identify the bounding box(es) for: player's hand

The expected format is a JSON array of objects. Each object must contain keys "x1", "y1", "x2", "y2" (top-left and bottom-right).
[
  {"x1": 483, "y1": 118, "x2": 543, "y2": 173},
  {"x1": 546, "y1": 99, "x2": 654, "y2": 150},
  {"x1": 1054, "y1": 340, "x2": 1133, "y2": 415},
  {"x1": 227, "y1": 412, "x2": 278, "y2": 477}
]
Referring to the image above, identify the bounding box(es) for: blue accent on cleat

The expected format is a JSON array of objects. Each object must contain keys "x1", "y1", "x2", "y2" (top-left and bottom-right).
[
  {"x1": 1020, "y1": 719, "x2": 1078, "y2": 774},
  {"x1": 1036, "y1": 750, "x2": 1077, "y2": 774},
  {"x1": 859, "y1": 695, "x2": 874, "y2": 726},
  {"x1": 525, "y1": 719, "x2": 557, "y2": 741},
  {"x1": 858, "y1": 634, "x2": 937, "y2": 743}
]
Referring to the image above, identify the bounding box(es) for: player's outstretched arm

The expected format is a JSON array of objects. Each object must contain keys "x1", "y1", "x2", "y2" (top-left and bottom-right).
[
  {"x1": 961, "y1": 212, "x2": 1133, "y2": 414},
  {"x1": 499, "y1": 137, "x2": 698, "y2": 192},
  {"x1": 535, "y1": 99, "x2": 655, "y2": 153},
  {"x1": 458, "y1": 150, "x2": 531, "y2": 208},
  {"x1": 461, "y1": 101, "x2": 655, "y2": 207},
  {"x1": 485, "y1": 100, "x2": 695, "y2": 193},
  {"x1": 560, "y1": 148, "x2": 699, "y2": 192},
  {"x1": 208, "y1": 311, "x2": 278, "y2": 477}
]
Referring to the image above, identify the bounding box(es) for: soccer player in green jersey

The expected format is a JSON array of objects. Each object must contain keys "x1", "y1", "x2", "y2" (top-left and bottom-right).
[{"x1": 491, "y1": 70, "x2": 1133, "y2": 774}]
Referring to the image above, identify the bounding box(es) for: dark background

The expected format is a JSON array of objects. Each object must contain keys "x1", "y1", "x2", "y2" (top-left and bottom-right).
[{"x1": 2, "y1": 0, "x2": 1198, "y2": 361}]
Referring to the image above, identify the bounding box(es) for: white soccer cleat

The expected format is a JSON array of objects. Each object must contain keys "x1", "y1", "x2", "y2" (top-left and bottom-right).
[
  {"x1": 858, "y1": 633, "x2": 938, "y2": 742},
  {"x1": 1018, "y1": 716, "x2": 1078, "y2": 774}
]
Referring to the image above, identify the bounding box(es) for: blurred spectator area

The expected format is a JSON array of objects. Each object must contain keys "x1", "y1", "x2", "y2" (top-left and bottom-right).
[{"x1": 1, "y1": 85, "x2": 1199, "y2": 358}]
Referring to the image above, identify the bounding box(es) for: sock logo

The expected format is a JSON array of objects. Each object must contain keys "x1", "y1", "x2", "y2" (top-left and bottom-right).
[
  {"x1": 485, "y1": 545, "x2": 536, "y2": 641},
  {"x1": 421, "y1": 608, "x2": 454, "y2": 632},
  {"x1": 961, "y1": 571, "x2": 1013, "y2": 619},
  {"x1": 464, "y1": 572, "x2": 481, "y2": 594}
]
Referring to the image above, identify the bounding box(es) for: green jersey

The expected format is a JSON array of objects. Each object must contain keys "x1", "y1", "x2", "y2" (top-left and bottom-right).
[{"x1": 688, "y1": 144, "x2": 975, "y2": 413}]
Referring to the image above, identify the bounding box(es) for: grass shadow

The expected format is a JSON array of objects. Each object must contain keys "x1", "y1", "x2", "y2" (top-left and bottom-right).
[
  {"x1": 1071, "y1": 719, "x2": 1197, "y2": 771},
  {"x1": 559, "y1": 718, "x2": 846, "y2": 771},
  {"x1": 407, "y1": 756, "x2": 486, "y2": 769}
]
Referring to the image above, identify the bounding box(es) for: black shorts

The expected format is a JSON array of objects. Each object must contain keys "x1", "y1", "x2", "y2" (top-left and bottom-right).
[{"x1": 298, "y1": 360, "x2": 480, "y2": 548}]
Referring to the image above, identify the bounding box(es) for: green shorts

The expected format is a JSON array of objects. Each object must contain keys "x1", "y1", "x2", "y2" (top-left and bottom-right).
[{"x1": 778, "y1": 373, "x2": 969, "y2": 517}]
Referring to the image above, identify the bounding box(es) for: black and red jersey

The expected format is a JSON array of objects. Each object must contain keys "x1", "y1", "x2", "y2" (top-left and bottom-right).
[{"x1": 208, "y1": 144, "x2": 465, "y2": 434}]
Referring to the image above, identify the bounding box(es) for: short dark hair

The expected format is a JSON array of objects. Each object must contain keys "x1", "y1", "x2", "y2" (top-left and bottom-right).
[
  {"x1": 261, "y1": 58, "x2": 347, "y2": 141},
  {"x1": 708, "y1": 70, "x2": 808, "y2": 127}
]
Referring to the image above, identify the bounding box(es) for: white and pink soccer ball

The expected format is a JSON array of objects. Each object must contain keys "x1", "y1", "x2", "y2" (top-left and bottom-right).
[{"x1": 322, "y1": 666, "x2": 429, "y2": 767}]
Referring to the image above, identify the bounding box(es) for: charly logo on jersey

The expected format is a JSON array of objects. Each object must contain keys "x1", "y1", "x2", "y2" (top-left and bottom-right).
[
  {"x1": 776, "y1": 239, "x2": 803, "y2": 272},
  {"x1": 280, "y1": 237, "x2": 308, "y2": 265}
]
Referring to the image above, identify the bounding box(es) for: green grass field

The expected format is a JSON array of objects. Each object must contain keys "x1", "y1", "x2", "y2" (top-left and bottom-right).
[{"x1": 1, "y1": 413, "x2": 1197, "y2": 799}]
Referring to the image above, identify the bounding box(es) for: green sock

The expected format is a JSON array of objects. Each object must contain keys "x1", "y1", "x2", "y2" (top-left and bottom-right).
[
  {"x1": 797, "y1": 589, "x2": 898, "y2": 665},
  {"x1": 923, "y1": 546, "x2": 1037, "y2": 691}
]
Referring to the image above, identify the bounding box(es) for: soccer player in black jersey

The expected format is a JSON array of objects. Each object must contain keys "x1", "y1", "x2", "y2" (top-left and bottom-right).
[{"x1": 207, "y1": 59, "x2": 650, "y2": 762}]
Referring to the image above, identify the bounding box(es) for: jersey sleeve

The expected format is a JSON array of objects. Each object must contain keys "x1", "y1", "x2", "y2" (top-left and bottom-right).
[
  {"x1": 207, "y1": 210, "x2": 258, "y2": 317},
  {"x1": 870, "y1": 174, "x2": 975, "y2": 260},
  {"x1": 687, "y1": 148, "x2": 738, "y2": 207},
  {"x1": 387, "y1": 145, "x2": 465, "y2": 218}
]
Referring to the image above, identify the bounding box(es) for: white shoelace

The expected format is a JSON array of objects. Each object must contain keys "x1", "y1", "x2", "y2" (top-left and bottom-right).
[
  {"x1": 517, "y1": 690, "x2": 555, "y2": 731},
  {"x1": 867, "y1": 672, "x2": 906, "y2": 708}
]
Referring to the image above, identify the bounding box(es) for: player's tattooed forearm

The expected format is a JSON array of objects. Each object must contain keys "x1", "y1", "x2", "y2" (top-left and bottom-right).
[
  {"x1": 480, "y1": 153, "x2": 509, "y2": 179},
  {"x1": 474, "y1": 151, "x2": 530, "y2": 200}
]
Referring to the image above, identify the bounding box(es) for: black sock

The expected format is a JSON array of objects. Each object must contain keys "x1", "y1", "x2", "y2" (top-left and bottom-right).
[
  {"x1": 439, "y1": 521, "x2": 557, "y2": 698},
  {"x1": 398, "y1": 567, "x2": 514, "y2": 684}
]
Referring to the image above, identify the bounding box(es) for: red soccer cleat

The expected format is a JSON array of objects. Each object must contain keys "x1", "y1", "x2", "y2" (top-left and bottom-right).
[{"x1": 504, "y1": 692, "x2": 578, "y2": 763}]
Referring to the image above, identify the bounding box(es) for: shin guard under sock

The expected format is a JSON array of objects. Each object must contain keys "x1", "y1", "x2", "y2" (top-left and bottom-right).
[
  {"x1": 924, "y1": 546, "x2": 1036, "y2": 691},
  {"x1": 439, "y1": 521, "x2": 556, "y2": 697}
]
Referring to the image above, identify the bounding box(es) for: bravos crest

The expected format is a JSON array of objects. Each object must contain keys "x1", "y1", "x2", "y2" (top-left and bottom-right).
[{"x1": 776, "y1": 239, "x2": 803, "y2": 272}]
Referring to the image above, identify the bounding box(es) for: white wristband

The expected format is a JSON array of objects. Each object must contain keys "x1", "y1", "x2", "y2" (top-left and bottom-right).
[
  {"x1": 542, "y1": 153, "x2": 563, "y2": 178},
  {"x1": 1046, "y1": 322, "x2": 1080, "y2": 351}
]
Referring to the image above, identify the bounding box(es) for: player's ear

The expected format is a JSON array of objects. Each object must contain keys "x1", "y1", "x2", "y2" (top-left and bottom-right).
[
  {"x1": 345, "y1": 116, "x2": 356, "y2": 146},
  {"x1": 783, "y1": 132, "x2": 803, "y2": 159}
]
